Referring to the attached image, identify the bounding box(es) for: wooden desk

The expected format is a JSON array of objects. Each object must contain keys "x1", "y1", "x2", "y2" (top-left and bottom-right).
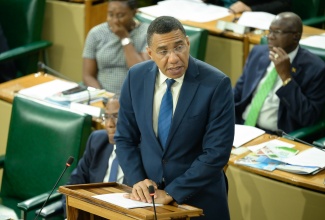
[
  {"x1": 59, "y1": 182, "x2": 203, "y2": 220},
  {"x1": 227, "y1": 134, "x2": 325, "y2": 220}
]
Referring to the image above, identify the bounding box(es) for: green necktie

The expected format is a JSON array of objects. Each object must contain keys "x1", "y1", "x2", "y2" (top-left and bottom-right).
[{"x1": 244, "y1": 68, "x2": 278, "y2": 126}]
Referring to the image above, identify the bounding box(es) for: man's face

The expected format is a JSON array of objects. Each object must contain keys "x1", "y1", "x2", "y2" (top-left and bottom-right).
[
  {"x1": 267, "y1": 18, "x2": 299, "y2": 53},
  {"x1": 104, "y1": 99, "x2": 120, "y2": 144},
  {"x1": 146, "y1": 30, "x2": 190, "y2": 79}
]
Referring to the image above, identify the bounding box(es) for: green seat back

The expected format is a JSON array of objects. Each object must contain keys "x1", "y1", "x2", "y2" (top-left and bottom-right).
[
  {"x1": 292, "y1": 0, "x2": 325, "y2": 27},
  {"x1": 0, "y1": 95, "x2": 92, "y2": 218},
  {"x1": 0, "y1": 0, "x2": 48, "y2": 76},
  {"x1": 135, "y1": 13, "x2": 208, "y2": 61}
]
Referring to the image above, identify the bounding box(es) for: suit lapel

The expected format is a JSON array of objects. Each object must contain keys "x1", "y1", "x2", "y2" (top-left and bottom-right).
[
  {"x1": 144, "y1": 63, "x2": 162, "y2": 147},
  {"x1": 165, "y1": 57, "x2": 199, "y2": 149}
]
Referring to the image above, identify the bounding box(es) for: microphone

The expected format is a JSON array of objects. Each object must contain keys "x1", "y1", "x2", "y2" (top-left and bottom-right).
[
  {"x1": 34, "y1": 156, "x2": 74, "y2": 220},
  {"x1": 38, "y1": 61, "x2": 74, "y2": 82},
  {"x1": 148, "y1": 185, "x2": 157, "y2": 220},
  {"x1": 275, "y1": 129, "x2": 317, "y2": 148}
]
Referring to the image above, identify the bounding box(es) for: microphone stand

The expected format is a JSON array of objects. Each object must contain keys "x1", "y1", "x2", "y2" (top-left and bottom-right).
[
  {"x1": 148, "y1": 185, "x2": 157, "y2": 220},
  {"x1": 34, "y1": 156, "x2": 74, "y2": 220}
]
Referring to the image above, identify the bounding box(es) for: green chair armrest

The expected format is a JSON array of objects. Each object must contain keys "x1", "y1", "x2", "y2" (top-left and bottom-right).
[
  {"x1": 313, "y1": 137, "x2": 325, "y2": 149},
  {"x1": 17, "y1": 190, "x2": 61, "y2": 211},
  {"x1": 288, "y1": 121, "x2": 325, "y2": 140},
  {"x1": 302, "y1": 16, "x2": 325, "y2": 26},
  {"x1": 0, "y1": 40, "x2": 52, "y2": 63},
  {"x1": 35, "y1": 200, "x2": 64, "y2": 218},
  {"x1": 0, "y1": 155, "x2": 4, "y2": 168}
]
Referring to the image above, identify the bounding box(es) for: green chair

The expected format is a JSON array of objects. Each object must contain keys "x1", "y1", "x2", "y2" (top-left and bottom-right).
[
  {"x1": 0, "y1": 0, "x2": 52, "y2": 78},
  {"x1": 292, "y1": 0, "x2": 325, "y2": 28},
  {"x1": 0, "y1": 95, "x2": 92, "y2": 220},
  {"x1": 135, "y1": 13, "x2": 209, "y2": 61}
]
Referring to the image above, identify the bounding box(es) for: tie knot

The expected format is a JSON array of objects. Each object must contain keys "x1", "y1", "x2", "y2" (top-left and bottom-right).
[{"x1": 166, "y1": 79, "x2": 175, "y2": 89}]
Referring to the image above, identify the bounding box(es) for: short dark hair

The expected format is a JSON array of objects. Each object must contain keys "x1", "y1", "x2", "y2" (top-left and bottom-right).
[
  {"x1": 147, "y1": 16, "x2": 186, "y2": 46},
  {"x1": 109, "y1": 0, "x2": 138, "y2": 10}
]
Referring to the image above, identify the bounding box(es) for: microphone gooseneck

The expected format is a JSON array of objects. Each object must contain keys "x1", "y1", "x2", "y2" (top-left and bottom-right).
[
  {"x1": 148, "y1": 185, "x2": 157, "y2": 220},
  {"x1": 276, "y1": 129, "x2": 316, "y2": 148},
  {"x1": 34, "y1": 156, "x2": 74, "y2": 220},
  {"x1": 37, "y1": 61, "x2": 73, "y2": 82}
]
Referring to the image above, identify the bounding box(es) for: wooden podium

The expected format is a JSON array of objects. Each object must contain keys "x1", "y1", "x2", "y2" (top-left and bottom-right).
[{"x1": 59, "y1": 182, "x2": 203, "y2": 220}]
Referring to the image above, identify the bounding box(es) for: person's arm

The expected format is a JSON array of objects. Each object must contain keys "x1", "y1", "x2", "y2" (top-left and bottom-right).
[
  {"x1": 230, "y1": 0, "x2": 291, "y2": 14},
  {"x1": 274, "y1": 50, "x2": 325, "y2": 127},
  {"x1": 111, "y1": 21, "x2": 150, "y2": 68},
  {"x1": 83, "y1": 58, "x2": 102, "y2": 89}
]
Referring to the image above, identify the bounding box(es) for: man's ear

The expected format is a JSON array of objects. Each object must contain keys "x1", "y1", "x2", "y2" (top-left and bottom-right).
[{"x1": 146, "y1": 46, "x2": 153, "y2": 59}]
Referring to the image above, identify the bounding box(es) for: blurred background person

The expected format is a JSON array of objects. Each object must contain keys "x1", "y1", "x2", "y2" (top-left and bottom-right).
[
  {"x1": 83, "y1": 0, "x2": 150, "y2": 94},
  {"x1": 233, "y1": 12, "x2": 325, "y2": 134},
  {"x1": 62, "y1": 97, "x2": 125, "y2": 217}
]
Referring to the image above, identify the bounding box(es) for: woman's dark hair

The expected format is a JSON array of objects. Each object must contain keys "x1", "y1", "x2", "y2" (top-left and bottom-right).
[{"x1": 109, "y1": 0, "x2": 138, "y2": 10}]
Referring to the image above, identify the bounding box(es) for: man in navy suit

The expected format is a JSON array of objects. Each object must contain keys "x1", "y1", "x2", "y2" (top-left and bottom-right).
[
  {"x1": 115, "y1": 16, "x2": 234, "y2": 219},
  {"x1": 62, "y1": 97, "x2": 125, "y2": 217},
  {"x1": 234, "y1": 12, "x2": 325, "y2": 133}
]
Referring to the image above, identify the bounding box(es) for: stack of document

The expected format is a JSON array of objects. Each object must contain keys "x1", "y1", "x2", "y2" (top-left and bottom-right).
[
  {"x1": 235, "y1": 139, "x2": 325, "y2": 174},
  {"x1": 18, "y1": 79, "x2": 109, "y2": 117}
]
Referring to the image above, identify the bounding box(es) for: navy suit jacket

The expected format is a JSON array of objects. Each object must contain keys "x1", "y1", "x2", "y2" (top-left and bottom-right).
[
  {"x1": 234, "y1": 45, "x2": 325, "y2": 133},
  {"x1": 115, "y1": 56, "x2": 235, "y2": 220}
]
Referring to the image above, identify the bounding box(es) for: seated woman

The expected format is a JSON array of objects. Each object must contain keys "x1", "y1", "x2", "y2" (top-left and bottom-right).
[{"x1": 83, "y1": 0, "x2": 150, "y2": 94}]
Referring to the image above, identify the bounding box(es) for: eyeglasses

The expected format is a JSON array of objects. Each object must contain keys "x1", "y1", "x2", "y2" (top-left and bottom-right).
[
  {"x1": 102, "y1": 113, "x2": 118, "y2": 124},
  {"x1": 155, "y1": 44, "x2": 187, "y2": 58},
  {"x1": 267, "y1": 29, "x2": 297, "y2": 36}
]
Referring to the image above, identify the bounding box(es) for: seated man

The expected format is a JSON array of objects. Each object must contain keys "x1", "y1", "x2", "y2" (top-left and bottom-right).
[
  {"x1": 233, "y1": 12, "x2": 325, "y2": 134},
  {"x1": 62, "y1": 97, "x2": 125, "y2": 217}
]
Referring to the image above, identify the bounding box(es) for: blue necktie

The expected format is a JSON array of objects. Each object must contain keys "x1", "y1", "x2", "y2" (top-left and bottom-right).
[
  {"x1": 158, "y1": 79, "x2": 175, "y2": 148},
  {"x1": 108, "y1": 157, "x2": 119, "y2": 182}
]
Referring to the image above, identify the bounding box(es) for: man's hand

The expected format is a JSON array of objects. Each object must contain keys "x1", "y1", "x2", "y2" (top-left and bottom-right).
[
  {"x1": 123, "y1": 179, "x2": 157, "y2": 203},
  {"x1": 229, "y1": 1, "x2": 252, "y2": 13},
  {"x1": 123, "y1": 179, "x2": 174, "y2": 205},
  {"x1": 269, "y1": 47, "x2": 291, "y2": 81}
]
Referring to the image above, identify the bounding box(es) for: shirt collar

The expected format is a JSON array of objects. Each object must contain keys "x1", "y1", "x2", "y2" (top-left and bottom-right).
[{"x1": 157, "y1": 69, "x2": 185, "y2": 86}]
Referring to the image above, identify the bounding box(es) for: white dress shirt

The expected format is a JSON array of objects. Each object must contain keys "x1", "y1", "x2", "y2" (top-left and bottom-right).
[{"x1": 103, "y1": 144, "x2": 124, "y2": 183}]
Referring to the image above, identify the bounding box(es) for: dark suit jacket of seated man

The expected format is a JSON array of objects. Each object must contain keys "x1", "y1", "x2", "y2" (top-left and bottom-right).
[
  {"x1": 62, "y1": 98, "x2": 126, "y2": 217},
  {"x1": 233, "y1": 12, "x2": 325, "y2": 134}
]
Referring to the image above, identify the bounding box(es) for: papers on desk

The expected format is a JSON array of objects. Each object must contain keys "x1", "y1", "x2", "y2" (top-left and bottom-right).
[
  {"x1": 237, "y1": 11, "x2": 275, "y2": 30},
  {"x1": 233, "y1": 124, "x2": 265, "y2": 148},
  {"x1": 138, "y1": 0, "x2": 230, "y2": 22},
  {"x1": 235, "y1": 139, "x2": 325, "y2": 174},
  {"x1": 299, "y1": 34, "x2": 325, "y2": 50},
  {"x1": 93, "y1": 193, "x2": 163, "y2": 209},
  {"x1": 18, "y1": 79, "x2": 108, "y2": 117}
]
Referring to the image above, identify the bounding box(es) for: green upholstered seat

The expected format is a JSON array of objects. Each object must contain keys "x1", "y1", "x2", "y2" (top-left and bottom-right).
[
  {"x1": 0, "y1": 0, "x2": 52, "y2": 78},
  {"x1": 135, "y1": 13, "x2": 209, "y2": 61},
  {"x1": 0, "y1": 95, "x2": 92, "y2": 219},
  {"x1": 292, "y1": 0, "x2": 325, "y2": 28}
]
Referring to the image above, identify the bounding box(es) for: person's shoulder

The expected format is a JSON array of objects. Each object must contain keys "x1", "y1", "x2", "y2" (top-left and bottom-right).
[
  {"x1": 296, "y1": 47, "x2": 325, "y2": 69},
  {"x1": 130, "y1": 59, "x2": 155, "y2": 72},
  {"x1": 89, "y1": 129, "x2": 109, "y2": 143},
  {"x1": 192, "y1": 57, "x2": 229, "y2": 81},
  {"x1": 88, "y1": 22, "x2": 109, "y2": 35}
]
